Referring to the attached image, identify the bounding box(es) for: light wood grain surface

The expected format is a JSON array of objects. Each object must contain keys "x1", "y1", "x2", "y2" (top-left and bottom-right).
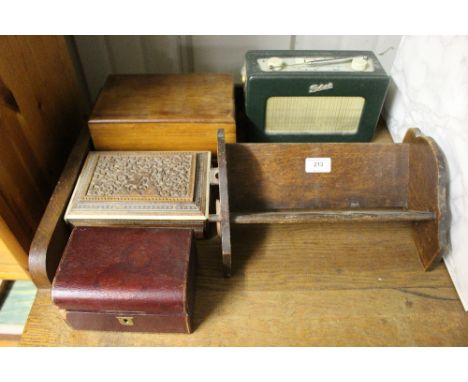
[
  {"x1": 0, "y1": 337, "x2": 19, "y2": 347},
  {"x1": 21, "y1": 223, "x2": 467, "y2": 346},
  {"x1": 88, "y1": 74, "x2": 236, "y2": 154},
  {"x1": 0, "y1": 36, "x2": 87, "y2": 279},
  {"x1": 0, "y1": 217, "x2": 29, "y2": 280}
]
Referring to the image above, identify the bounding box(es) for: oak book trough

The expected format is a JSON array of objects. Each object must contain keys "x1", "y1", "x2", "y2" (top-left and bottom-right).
[{"x1": 212, "y1": 128, "x2": 450, "y2": 275}]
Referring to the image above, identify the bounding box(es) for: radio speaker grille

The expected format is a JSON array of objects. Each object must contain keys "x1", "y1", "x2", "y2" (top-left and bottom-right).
[{"x1": 265, "y1": 96, "x2": 365, "y2": 135}]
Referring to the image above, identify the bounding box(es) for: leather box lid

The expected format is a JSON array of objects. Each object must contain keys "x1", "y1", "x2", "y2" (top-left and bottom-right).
[
  {"x1": 52, "y1": 227, "x2": 195, "y2": 315},
  {"x1": 89, "y1": 74, "x2": 234, "y2": 124}
]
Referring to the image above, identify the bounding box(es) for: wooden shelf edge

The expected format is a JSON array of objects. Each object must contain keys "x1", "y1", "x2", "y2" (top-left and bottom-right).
[
  {"x1": 231, "y1": 209, "x2": 436, "y2": 224},
  {"x1": 216, "y1": 129, "x2": 232, "y2": 277},
  {"x1": 29, "y1": 127, "x2": 91, "y2": 288}
]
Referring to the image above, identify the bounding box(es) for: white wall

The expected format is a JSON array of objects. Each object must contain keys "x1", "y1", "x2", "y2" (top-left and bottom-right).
[
  {"x1": 72, "y1": 35, "x2": 401, "y2": 101},
  {"x1": 383, "y1": 36, "x2": 468, "y2": 310}
]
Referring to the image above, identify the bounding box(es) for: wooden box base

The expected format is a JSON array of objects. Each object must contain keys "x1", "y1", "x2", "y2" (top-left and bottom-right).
[
  {"x1": 90, "y1": 122, "x2": 236, "y2": 155},
  {"x1": 63, "y1": 310, "x2": 191, "y2": 333}
]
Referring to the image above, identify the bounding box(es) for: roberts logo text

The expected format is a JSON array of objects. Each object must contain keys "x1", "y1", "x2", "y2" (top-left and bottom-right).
[{"x1": 308, "y1": 82, "x2": 333, "y2": 93}]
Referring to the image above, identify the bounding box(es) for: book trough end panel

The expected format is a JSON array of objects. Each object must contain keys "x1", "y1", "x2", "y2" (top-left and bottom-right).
[{"x1": 404, "y1": 128, "x2": 451, "y2": 270}]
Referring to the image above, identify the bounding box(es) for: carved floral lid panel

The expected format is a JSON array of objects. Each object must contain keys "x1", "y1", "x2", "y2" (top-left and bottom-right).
[
  {"x1": 65, "y1": 151, "x2": 211, "y2": 224},
  {"x1": 84, "y1": 152, "x2": 196, "y2": 202}
]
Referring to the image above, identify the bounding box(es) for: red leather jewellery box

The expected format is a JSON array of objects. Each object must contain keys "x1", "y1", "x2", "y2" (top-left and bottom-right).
[{"x1": 52, "y1": 227, "x2": 196, "y2": 333}]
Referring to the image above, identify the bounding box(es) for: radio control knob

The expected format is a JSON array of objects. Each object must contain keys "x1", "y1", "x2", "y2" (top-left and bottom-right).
[
  {"x1": 267, "y1": 57, "x2": 285, "y2": 70},
  {"x1": 351, "y1": 56, "x2": 368, "y2": 71}
]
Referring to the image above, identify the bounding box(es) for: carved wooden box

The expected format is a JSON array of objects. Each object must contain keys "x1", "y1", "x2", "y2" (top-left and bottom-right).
[
  {"x1": 52, "y1": 227, "x2": 196, "y2": 333},
  {"x1": 88, "y1": 74, "x2": 236, "y2": 155},
  {"x1": 64, "y1": 151, "x2": 211, "y2": 237}
]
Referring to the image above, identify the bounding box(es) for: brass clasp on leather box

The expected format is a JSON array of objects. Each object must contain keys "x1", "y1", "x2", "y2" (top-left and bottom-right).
[{"x1": 116, "y1": 316, "x2": 134, "y2": 326}]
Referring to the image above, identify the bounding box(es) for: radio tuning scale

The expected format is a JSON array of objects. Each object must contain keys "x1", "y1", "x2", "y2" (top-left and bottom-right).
[{"x1": 257, "y1": 55, "x2": 375, "y2": 72}]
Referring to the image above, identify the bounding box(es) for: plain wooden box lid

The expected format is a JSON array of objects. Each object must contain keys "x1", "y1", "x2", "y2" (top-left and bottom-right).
[{"x1": 89, "y1": 73, "x2": 235, "y2": 124}]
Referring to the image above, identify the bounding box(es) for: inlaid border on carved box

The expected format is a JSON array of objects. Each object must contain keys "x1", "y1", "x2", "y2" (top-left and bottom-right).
[{"x1": 64, "y1": 151, "x2": 211, "y2": 226}]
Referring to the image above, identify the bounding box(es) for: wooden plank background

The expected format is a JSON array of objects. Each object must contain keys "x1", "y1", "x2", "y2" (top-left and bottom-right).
[{"x1": 0, "y1": 36, "x2": 88, "y2": 279}]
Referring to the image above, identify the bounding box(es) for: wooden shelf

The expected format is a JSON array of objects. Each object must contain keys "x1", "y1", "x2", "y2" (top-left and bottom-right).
[
  {"x1": 231, "y1": 209, "x2": 436, "y2": 224},
  {"x1": 21, "y1": 224, "x2": 468, "y2": 346}
]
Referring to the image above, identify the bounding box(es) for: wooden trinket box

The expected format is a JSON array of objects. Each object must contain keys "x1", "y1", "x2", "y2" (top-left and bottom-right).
[
  {"x1": 52, "y1": 227, "x2": 196, "y2": 333},
  {"x1": 88, "y1": 74, "x2": 236, "y2": 154},
  {"x1": 64, "y1": 150, "x2": 211, "y2": 238}
]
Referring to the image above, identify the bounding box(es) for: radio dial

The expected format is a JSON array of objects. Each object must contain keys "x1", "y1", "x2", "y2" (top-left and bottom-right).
[
  {"x1": 267, "y1": 57, "x2": 285, "y2": 71},
  {"x1": 351, "y1": 56, "x2": 368, "y2": 71}
]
